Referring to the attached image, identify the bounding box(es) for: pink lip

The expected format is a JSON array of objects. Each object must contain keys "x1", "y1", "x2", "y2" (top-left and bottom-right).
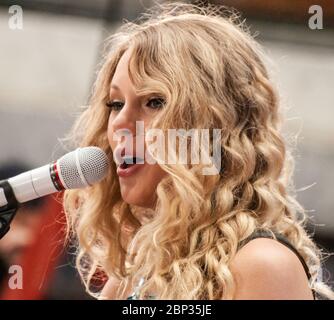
[{"x1": 117, "y1": 163, "x2": 144, "y2": 178}]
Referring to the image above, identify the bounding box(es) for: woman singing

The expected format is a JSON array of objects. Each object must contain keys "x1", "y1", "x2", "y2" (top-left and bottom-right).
[{"x1": 63, "y1": 2, "x2": 334, "y2": 299}]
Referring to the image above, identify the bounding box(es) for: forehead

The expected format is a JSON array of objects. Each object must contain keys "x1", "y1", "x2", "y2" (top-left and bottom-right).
[{"x1": 112, "y1": 49, "x2": 133, "y2": 81}]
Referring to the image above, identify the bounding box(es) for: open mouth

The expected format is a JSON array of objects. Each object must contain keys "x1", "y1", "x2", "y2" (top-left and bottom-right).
[{"x1": 119, "y1": 156, "x2": 144, "y2": 169}]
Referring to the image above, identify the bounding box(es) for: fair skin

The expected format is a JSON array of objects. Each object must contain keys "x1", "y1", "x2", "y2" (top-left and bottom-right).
[
  {"x1": 230, "y1": 238, "x2": 314, "y2": 299},
  {"x1": 101, "y1": 49, "x2": 314, "y2": 300},
  {"x1": 107, "y1": 48, "x2": 166, "y2": 210}
]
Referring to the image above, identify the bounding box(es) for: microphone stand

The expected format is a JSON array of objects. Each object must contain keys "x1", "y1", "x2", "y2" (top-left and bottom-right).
[{"x1": 0, "y1": 180, "x2": 19, "y2": 239}]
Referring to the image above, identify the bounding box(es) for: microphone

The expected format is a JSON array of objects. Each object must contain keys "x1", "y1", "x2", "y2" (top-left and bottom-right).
[{"x1": 0, "y1": 146, "x2": 110, "y2": 208}]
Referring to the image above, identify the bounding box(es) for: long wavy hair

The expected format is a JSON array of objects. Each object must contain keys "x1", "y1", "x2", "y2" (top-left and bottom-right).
[{"x1": 63, "y1": 2, "x2": 334, "y2": 299}]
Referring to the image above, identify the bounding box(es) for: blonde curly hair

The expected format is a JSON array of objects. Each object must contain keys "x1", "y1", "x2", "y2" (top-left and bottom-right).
[{"x1": 63, "y1": 1, "x2": 334, "y2": 299}]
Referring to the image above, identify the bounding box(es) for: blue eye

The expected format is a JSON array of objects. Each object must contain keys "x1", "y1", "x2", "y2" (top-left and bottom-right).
[
  {"x1": 106, "y1": 101, "x2": 124, "y2": 111},
  {"x1": 147, "y1": 97, "x2": 165, "y2": 109}
]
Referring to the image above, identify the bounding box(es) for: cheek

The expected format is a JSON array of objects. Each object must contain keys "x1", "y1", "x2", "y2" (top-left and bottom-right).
[
  {"x1": 149, "y1": 164, "x2": 167, "y2": 186},
  {"x1": 140, "y1": 164, "x2": 167, "y2": 198},
  {"x1": 107, "y1": 114, "x2": 117, "y2": 150}
]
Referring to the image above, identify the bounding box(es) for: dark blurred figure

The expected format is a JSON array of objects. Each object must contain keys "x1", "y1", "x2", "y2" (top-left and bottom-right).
[
  {"x1": 0, "y1": 162, "x2": 45, "y2": 288},
  {"x1": 0, "y1": 162, "x2": 91, "y2": 299}
]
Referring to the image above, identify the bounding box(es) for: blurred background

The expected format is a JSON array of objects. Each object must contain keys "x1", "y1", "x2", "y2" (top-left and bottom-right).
[{"x1": 0, "y1": 0, "x2": 333, "y2": 299}]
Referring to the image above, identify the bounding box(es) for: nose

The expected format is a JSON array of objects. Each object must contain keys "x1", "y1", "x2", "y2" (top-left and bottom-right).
[
  {"x1": 110, "y1": 102, "x2": 138, "y2": 136},
  {"x1": 108, "y1": 101, "x2": 145, "y2": 160}
]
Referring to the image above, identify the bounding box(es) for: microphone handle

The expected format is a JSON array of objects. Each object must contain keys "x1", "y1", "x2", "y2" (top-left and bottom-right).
[
  {"x1": 0, "y1": 162, "x2": 64, "y2": 208},
  {"x1": 0, "y1": 161, "x2": 65, "y2": 239}
]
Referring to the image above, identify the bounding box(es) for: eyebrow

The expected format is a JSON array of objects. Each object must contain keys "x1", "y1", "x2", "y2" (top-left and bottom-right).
[{"x1": 110, "y1": 84, "x2": 120, "y2": 91}]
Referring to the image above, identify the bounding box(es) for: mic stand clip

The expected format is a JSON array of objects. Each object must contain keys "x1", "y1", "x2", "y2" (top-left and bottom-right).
[{"x1": 0, "y1": 180, "x2": 19, "y2": 239}]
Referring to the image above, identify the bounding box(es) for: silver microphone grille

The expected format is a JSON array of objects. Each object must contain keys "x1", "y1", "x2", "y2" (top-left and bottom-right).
[{"x1": 57, "y1": 147, "x2": 110, "y2": 189}]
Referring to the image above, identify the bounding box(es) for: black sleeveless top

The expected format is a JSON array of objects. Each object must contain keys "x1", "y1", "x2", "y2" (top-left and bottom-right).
[{"x1": 238, "y1": 228, "x2": 316, "y2": 300}]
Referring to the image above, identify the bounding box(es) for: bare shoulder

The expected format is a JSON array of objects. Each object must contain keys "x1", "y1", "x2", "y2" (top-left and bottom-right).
[{"x1": 230, "y1": 237, "x2": 314, "y2": 300}]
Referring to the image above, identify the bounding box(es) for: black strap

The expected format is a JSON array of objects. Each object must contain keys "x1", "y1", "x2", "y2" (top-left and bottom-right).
[{"x1": 238, "y1": 228, "x2": 316, "y2": 300}]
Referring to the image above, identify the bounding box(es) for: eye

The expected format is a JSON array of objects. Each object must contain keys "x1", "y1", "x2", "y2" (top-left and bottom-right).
[
  {"x1": 146, "y1": 97, "x2": 165, "y2": 109},
  {"x1": 106, "y1": 100, "x2": 124, "y2": 112}
]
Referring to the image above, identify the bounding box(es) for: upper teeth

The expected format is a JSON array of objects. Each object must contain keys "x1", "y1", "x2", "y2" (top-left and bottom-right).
[{"x1": 122, "y1": 156, "x2": 144, "y2": 164}]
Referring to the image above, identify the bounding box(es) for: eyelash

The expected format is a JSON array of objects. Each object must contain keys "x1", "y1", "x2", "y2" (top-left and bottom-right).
[{"x1": 106, "y1": 97, "x2": 165, "y2": 111}]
